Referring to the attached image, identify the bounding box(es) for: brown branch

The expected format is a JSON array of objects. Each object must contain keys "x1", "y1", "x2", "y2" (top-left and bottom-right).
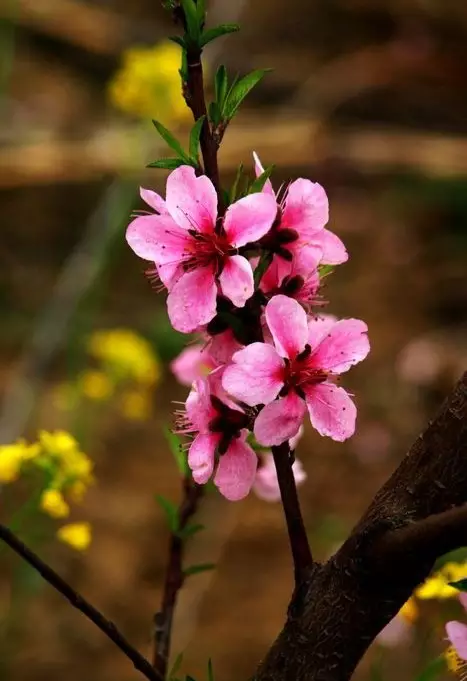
[
  {"x1": 272, "y1": 442, "x2": 313, "y2": 584},
  {"x1": 255, "y1": 371, "x2": 467, "y2": 681},
  {"x1": 0, "y1": 524, "x2": 162, "y2": 681},
  {"x1": 153, "y1": 478, "x2": 203, "y2": 678}
]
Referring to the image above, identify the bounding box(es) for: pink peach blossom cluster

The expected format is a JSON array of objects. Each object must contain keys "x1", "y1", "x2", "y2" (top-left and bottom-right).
[{"x1": 126, "y1": 155, "x2": 369, "y2": 501}]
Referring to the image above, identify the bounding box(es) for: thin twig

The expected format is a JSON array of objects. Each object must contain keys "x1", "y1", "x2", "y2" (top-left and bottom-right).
[
  {"x1": 153, "y1": 478, "x2": 203, "y2": 678},
  {"x1": 271, "y1": 442, "x2": 313, "y2": 584},
  {"x1": 0, "y1": 524, "x2": 162, "y2": 681}
]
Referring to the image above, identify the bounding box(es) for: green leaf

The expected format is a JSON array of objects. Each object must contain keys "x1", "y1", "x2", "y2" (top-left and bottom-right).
[
  {"x1": 189, "y1": 115, "x2": 205, "y2": 163},
  {"x1": 318, "y1": 264, "x2": 334, "y2": 279},
  {"x1": 413, "y1": 656, "x2": 446, "y2": 681},
  {"x1": 449, "y1": 578, "x2": 467, "y2": 592},
  {"x1": 208, "y1": 101, "x2": 221, "y2": 128},
  {"x1": 253, "y1": 252, "x2": 273, "y2": 287},
  {"x1": 229, "y1": 163, "x2": 244, "y2": 203},
  {"x1": 164, "y1": 428, "x2": 188, "y2": 476},
  {"x1": 196, "y1": 0, "x2": 206, "y2": 25},
  {"x1": 147, "y1": 158, "x2": 187, "y2": 170},
  {"x1": 224, "y1": 69, "x2": 270, "y2": 120},
  {"x1": 207, "y1": 659, "x2": 214, "y2": 681},
  {"x1": 181, "y1": 0, "x2": 200, "y2": 43},
  {"x1": 169, "y1": 35, "x2": 186, "y2": 48},
  {"x1": 169, "y1": 653, "x2": 184, "y2": 681},
  {"x1": 155, "y1": 495, "x2": 179, "y2": 533},
  {"x1": 180, "y1": 48, "x2": 189, "y2": 81},
  {"x1": 214, "y1": 65, "x2": 228, "y2": 110},
  {"x1": 249, "y1": 165, "x2": 275, "y2": 194},
  {"x1": 200, "y1": 24, "x2": 240, "y2": 48},
  {"x1": 183, "y1": 562, "x2": 216, "y2": 577},
  {"x1": 178, "y1": 523, "x2": 205, "y2": 540},
  {"x1": 152, "y1": 120, "x2": 189, "y2": 160}
]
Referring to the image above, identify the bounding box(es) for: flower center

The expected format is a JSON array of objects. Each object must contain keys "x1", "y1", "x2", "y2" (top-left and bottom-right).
[
  {"x1": 185, "y1": 229, "x2": 233, "y2": 274},
  {"x1": 282, "y1": 345, "x2": 328, "y2": 398},
  {"x1": 208, "y1": 395, "x2": 249, "y2": 454}
]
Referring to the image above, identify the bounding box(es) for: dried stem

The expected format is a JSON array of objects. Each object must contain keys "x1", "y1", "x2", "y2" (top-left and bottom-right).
[
  {"x1": 153, "y1": 477, "x2": 203, "y2": 678},
  {"x1": 272, "y1": 442, "x2": 313, "y2": 584},
  {"x1": 0, "y1": 523, "x2": 162, "y2": 681}
]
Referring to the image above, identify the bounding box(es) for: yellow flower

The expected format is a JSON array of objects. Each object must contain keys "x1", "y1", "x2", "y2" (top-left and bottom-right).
[
  {"x1": 416, "y1": 562, "x2": 467, "y2": 600},
  {"x1": 78, "y1": 370, "x2": 113, "y2": 401},
  {"x1": 399, "y1": 597, "x2": 418, "y2": 624},
  {"x1": 87, "y1": 328, "x2": 160, "y2": 386},
  {"x1": 120, "y1": 390, "x2": 151, "y2": 421},
  {"x1": 57, "y1": 522, "x2": 92, "y2": 551},
  {"x1": 39, "y1": 430, "x2": 78, "y2": 455},
  {"x1": 108, "y1": 42, "x2": 191, "y2": 123},
  {"x1": 40, "y1": 489, "x2": 70, "y2": 519},
  {"x1": 0, "y1": 440, "x2": 39, "y2": 483}
]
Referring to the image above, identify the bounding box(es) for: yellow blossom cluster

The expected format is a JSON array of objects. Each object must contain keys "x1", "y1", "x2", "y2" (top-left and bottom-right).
[
  {"x1": 416, "y1": 562, "x2": 467, "y2": 600},
  {"x1": 0, "y1": 431, "x2": 93, "y2": 551},
  {"x1": 55, "y1": 328, "x2": 161, "y2": 421},
  {"x1": 108, "y1": 42, "x2": 191, "y2": 123}
]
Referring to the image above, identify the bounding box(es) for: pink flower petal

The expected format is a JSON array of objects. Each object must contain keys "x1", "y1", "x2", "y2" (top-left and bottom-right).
[
  {"x1": 223, "y1": 193, "x2": 277, "y2": 247},
  {"x1": 282, "y1": 179, "x2": 329, "y2": 234},
  {"x1": 165, "y1": 166, "x2": 217, "y2": 233},
  {"x1": 307, "y1": 314, "x2": 338, "y2": 349},
  {"x1": 253, "y1": 453, "x2": 307, "y2": 502},
  {"x1": 156, "y1": 261, "x2": 183, "y2": 290},
  {"x1": 214, "y1": 436, "x2": 257, "y2": 501},
  {"x1": 446, "y1": 621, "x2": 467, "y2": 661},
  {"x1": 254, "y1": 391, "x2": 306, "y2": 446},
  {"x1": 304, "y1": 382, "x2": 357, "y2": 441},
  {"x1": 167, "y1": 266, "x2": 218, "y2": 333},
  {"x1": 171, "y1": 345, "x2": 213, "y2": 386},
  {"x1": 207, "y1": 330, "x2": 242, "y2": 365},
  {"x1": 311, "y1": 319, "x2": 370, "y2": 374},
  {"x1": 218, "y1": 255, "x2": 254, "y2": 308},
  {"x1": 140, "y1": 187, "x2": 167, "y2": 214},
  {"x1": 252, "y1": 151, "x2": 275, "y2": 196},
  {"x1": 292, "y1": 245, "x2": 322, "y2": 277},
  {"x1": 265, "y1": 295, "x2": 308, "y2": 359},
  {"x1": 188, "y1": 432, "x2": 218, "y2": 484},
  {"x1": 289, "y1": 425, "x2": 304, "y2": 451},
  {"x1": 185, "y1": 378, "x2": 215, "y2": 432},
  {"x1": 316, "y1": 228, "x2": 348, "y2": 265},
  {"x1": 222, "y1": 343, "x2": 284, "y2": 406},
  {"x1": 126, "y1": 215, "x2": 189, "y2": 264}
]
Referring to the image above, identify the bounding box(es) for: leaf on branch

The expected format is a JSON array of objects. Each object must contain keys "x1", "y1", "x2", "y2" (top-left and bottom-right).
[
  {"x1": 181, "y1": 0, "x2": 200, "y2": 43},
  {"x1": 207, "y1": 658, "x2": 215, "y2": 681},
  {"x1": 169, "y1": 35, "x2": 186, "y2": 48},
  {"x1": 449, "y1": 578, "x2": 467, "y2": 592},
  {"x1": 248, "y1": 165, "x2": 275, "y2": 194},
  {"x1": 169, "y1": 652, "x2": 184, "y2": 681},
  {"x1": 253, "y1": 252, "x2": 273, "y2": 287},
  {"x1": 189, "y1": 115, "x2": 205, "y2": 164},
  {"x1": 196, "y1": 0, "x2": 206, "y2": 25},
  {"x1": 214, "y1": 65, "x2": 228, "y2": 111},
  {"x1": 146, "y1": 158, "x2": 187, "y2": 170},
  {"x1": 164, "y1": 428, "x2": 188, "y2": 476},
  {"x1": 200, "y1": 24, "x2": 240, "y2": 48},
  {"x1": 155, "y1": 495, "x2": 179, "y2": 533},
  {"x1": 152, "y1": 120, "x2": 190, "y2": 161},
  {"x1": 318, "y1": 264, "x2": 334, "y2": 279},
  {"x1": 183, "y1": 562, "x2": 216, "y2": 577},
  {"x1": 229, "y1": 163, "x2": 245, "y2": 203},
  {"x1": 413, "y1": 655, "x2": 446, "y2": 681},
  {"x1": 178, "y1": 523, "x2": 205, "y2": 540},
  {"x1": 223, "y1": 69, "x2": 270, "y2": 121}
]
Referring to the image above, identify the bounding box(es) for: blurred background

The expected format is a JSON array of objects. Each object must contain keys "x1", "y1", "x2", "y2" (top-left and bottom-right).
[{"x1": 1, "y1": 0, "x2": 467, "y2": 679}]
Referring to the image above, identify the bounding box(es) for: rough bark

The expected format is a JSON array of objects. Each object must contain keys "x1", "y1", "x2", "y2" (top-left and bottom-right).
[{"x1": 255, "y1": 371, "x2": 467, "y2": 681}]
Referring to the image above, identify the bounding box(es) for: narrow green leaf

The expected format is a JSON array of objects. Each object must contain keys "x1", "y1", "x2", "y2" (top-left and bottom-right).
[
  {"x1": 169, "y1": 35, "x2": 186, "y2": 48},
  {"x1": 414, "y1": 655, "x2": 446, "y2": 681},
  {"x1": 196, "y1": 0, "x2": 206, "y2": 25},
  {"x1": 207, "y1": 658, "x2": 214, "y2": 681},
  {"x1": 178, "y1": 523, "x2": 205, "y2": 540},
  {"x1": 200, "y1": 24, "x2": 240, "y2": 48},
  {"x1": 318, "y1": 264, "x2": 334, "y2": 279},
  {"x1": 189, "y1": 115, "x2": 205, "y2": 163},
  {"x1": 180, "y1": 48, "x2": 189, "y2": 82},
  {"x1": 214, "y1": 65, "x2": 228, "y2": 110},
  {"x1": 449, "y1": 578, "x2": 467, "y2": 592},
  {"x1": 147, "y1": 158, "x2": 187, "y2": 170},
  {"x1": 254, "y1": 252, "x2": 273, "y2": 287},
  {"x1": 155, "y1": 495, "x2": 179, "y2": 533},
  {"x1": 181, "y1": 0, "x2": 200, "y2": 42},
  {"x1": 248, "y1": 165, "x2": 275, "y2": 194},
  {"x1": 184, "y1": 562, "x2": 216, "y2": 577},
  {"x1": 224, "y1": 69, "x2": 270, "y2": 121},
  {"x1": 164, "y1": 427, "x2": 188, "y2": 476},
  {"x1": 152, "y1": 120, "x2": 189, "y2": 160},
  {"x1": 229, "y1": 163, "x2": 244, "y2": 202},
  {"x1": 208, "y1": 100, "x2": 221, "y2": 128},
  {"x1": 169, "y1": 652, "x2": 184, "y2": 681}
]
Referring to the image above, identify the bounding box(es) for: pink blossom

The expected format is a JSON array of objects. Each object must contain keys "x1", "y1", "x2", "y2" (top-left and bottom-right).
[
  {"x1": 126, "y1": 166, "x2": 277, "y2": 333},
  {"x1": 446, "y1": 593, "x2": 467, "y2": 661},
  {"x1": 253, "y1": 152, "x2": 348, "y2": 269},
  {"x1": 223, "y1": 295, "x2": 369, "y2": 445},
  {"x1": 260, "y1": 245, "x2": 322, "y2": 308},
  {"x1": 253, "y1": 451, "x2": 306, "y2": 502},
  {"x1": 171, "y1": 345, "x2": 215, "y2": 386},
  {"x1": 179, "y1": 374, "x2": 257, "y2": 501}
]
